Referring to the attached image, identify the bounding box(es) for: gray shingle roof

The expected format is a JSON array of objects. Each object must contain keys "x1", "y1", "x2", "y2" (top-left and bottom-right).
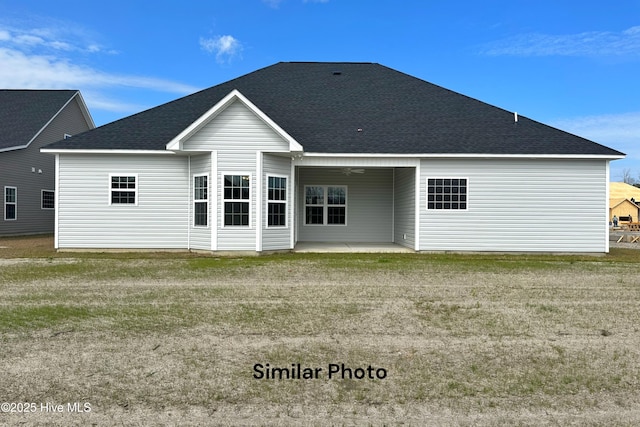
[
  {"x1": 0, "y1": 90, "x2": 79, "y2": 151},
  {"x1": 45, "y1": 63, "x2": 624, "y2": 156}
]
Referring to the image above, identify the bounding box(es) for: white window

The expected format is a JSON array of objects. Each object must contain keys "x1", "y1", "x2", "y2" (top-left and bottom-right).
[
  {"x1": 41, "y1": 190, "x2": 55, "y2": 210},
  {"x1": 110, "y1": 175, "x2": 137, "y2": 205},
  {"x1": 267, "y1": 176, "x2": 287, "y2": 227},
  {"x1": 427, "y1": 178, "x2": 468, "y2": 210},
  {"x1": 304, "y1": 185, "x2": 347, "y2": 225},
  {"x1": 4, "y1": 186, "x2": 16, "y2": 220},
  {"x1": 223, "y1": 174, "x2": 250, "y2": 227},
  {"x1": 194, "y1": 174, "x2": 208, "y2": 227}
]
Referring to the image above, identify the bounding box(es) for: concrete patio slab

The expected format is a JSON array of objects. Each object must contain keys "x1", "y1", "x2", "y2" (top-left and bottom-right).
[{"x1": 294, "y1": 242, "x2": 414, "y2": 253}]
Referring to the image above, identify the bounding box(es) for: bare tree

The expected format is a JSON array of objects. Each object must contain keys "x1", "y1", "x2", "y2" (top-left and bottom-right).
[{"x1": 621, "y1": 168, "x2": 636, "y2": 185}]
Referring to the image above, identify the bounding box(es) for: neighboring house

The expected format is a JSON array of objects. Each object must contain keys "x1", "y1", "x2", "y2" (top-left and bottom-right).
[
  {"x1": 1, "y1": 90, "x2": 94, "y2": 236},
  {"x1": 610, "y1": 199, "x2": 639, "y2": 224},
  {"x1": 609, "y1": 182, "x2": 640, "y2": 223},
  {"x1": 42, "y1": 62, "x2": 624, "y2": 253}
]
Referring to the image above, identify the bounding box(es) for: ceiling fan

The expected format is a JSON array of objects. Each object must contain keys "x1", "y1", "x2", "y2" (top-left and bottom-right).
[{"x1": 339, "y1": 168, "x2": 365, "y2": 176}]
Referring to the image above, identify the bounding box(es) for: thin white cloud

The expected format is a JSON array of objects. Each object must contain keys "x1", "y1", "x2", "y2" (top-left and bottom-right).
[
  {"x1": 551, "y1": 112, "x2": 640, "y2": 158},
  {"x1": 199, "y1": 35, "x2": 243, "y2": 63},
  {"x1": 481, "y1": 26, "x2": 640, "y2": 57},
  {"x1": 0, "y1": 16, "x2": 199, "y2": 119},
  {"x1": 0, "y1": 47, "x2": 199, "y2": 115},
  {"x1": 0, "y1": 22, "x2": 113, "y2": 54},
  {"x1": 551, "y1": 111, "x2": 640, "y2": 181},
  {"x1": 263, "y1": 0, "x2": 283, "y2": 7},
  {"x1": 263, "y1": 0, "x2": 328, "y2": 7},
  {"x1": 80, "y1": 90, "x2": 149, "y2": 114},
  {"x1": 0, "y1": 48, "x2": 197, "y2": 93}
]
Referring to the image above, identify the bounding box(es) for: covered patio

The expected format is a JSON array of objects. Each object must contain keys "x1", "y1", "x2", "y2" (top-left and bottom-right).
[{"x1": 293, "y1": 165, "x2": 417, "y2": 251}]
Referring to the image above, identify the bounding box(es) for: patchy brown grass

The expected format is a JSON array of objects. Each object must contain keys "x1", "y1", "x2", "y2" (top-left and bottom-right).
[
  {"x1": 1, "y1": 237, "x2": 640, "y2": 425},
  {"x1": 0, "y1": 234, "x2": 56, "y2": 258}
]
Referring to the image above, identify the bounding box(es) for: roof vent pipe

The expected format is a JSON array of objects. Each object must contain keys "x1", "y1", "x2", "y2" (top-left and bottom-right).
[{"x1": 514, "y1": 112, "x2": 518, "y2": 123}]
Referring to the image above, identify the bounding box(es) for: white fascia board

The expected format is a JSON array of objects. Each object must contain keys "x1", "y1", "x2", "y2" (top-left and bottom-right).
[
  {"x1": 0, "y1": 144, "x2": 28, "y2": 153},
  {"x1": 40, "y1": 149, "x2": 175, "y2": 155},
  {"x1": 165, "y1": 89, "x2": 304, "y2": 153},
  {"x1": 73, "y1": 91, "x2": 96, "y2": 129},
  {"x1": 301, "y1": 152, "x2": 625, "y2": 160}
]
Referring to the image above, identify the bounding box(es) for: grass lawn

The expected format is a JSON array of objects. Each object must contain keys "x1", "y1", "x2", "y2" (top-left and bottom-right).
[{"x1": 1, "y1": 235, "x2": 640, "y2": 425}]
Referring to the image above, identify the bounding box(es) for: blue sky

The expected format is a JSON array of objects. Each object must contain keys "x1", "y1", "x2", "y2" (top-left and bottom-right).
[{"x1": 1, "y1": 0, "x2": 639, "y2": 181}]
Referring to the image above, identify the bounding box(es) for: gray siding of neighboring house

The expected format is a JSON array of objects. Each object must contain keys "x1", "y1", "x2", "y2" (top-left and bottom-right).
[
  {"x1": 418, "y1": 158, "x2": 608, "y2": 252},
  {"x1": 296, "y1": 167, "x2": 393, "y2": 242},
  {"x1": 189, "y1": 154, "x2": 212, "y2": 250},
  {"x1": 1, "y1": 97, "x2": 91, "y2": 235},
  {"x1": 182, "y1": 99, "x2": 291, "y2": 251},
  {"x1": 57, "y1": 154, "x2": 189, "y2": 249},
  {"x1": 263, "y1": 153, "x2": 292, "y2": 250},
  {"x1": 393, "y1": 167, "x2": 415, "y2": 249}
]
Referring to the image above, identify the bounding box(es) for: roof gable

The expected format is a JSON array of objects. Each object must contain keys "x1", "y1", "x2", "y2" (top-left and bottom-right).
[
  {"x1": 43, "y1": 62, "x2": 625, "y2": 158},
  {"x1": 610, "y1": 198, "x2": 639, "y2": 210},
  {"x1": 166, "y1": 89, "x2": 303, "y2": 152},
  {"x1": 0, "y1": 90, "x2": 92, "y2": 152}
]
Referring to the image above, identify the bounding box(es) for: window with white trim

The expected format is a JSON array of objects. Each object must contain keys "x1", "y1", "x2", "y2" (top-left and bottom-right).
[
  {"x1": 427, "y1": 178, "x2": 467, "y2": 210},
  {"x1": 194, "y1": 174, "x2": 208, "y2": 227},
  {"x1": 267, "y1": 176, "x2": 287, "y2": 227},
  {"x1": 304, "y1": 185, "x2": 347, "y2": 225},
  {"x1": 42, "y1": 190, "x2": 55, "y2": 210},
  {"x1": 110, "y1": 175, "x2": 137, "y2": 205},
  {"x1": 223, "y1": 174, "x2": 250, "y2": 226},
  {"x1": 4, "y1": 186, "x2": 16, "y2": 220}
]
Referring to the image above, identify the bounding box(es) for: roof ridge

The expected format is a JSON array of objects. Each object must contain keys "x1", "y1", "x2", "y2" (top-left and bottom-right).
[{"x1": 282, "y1": 61, "x2": 376, "y2": 65}]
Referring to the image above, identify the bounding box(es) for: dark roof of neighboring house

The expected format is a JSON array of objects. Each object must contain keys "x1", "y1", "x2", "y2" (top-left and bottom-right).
[
  {"x1": 45, "y1": 62, "x2": 624, "y2": 156},
  {"x1": 0, "y1": 90, "x2": 80, "y2": 151}
]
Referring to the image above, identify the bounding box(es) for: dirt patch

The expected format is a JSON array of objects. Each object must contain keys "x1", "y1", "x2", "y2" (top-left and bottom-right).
[{"x1": 0, "y1": 234, "x2": 56, "y2": 258}]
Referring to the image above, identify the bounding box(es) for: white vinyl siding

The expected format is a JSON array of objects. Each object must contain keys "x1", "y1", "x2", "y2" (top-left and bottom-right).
[
  {"x1": 182, "y1": 100, "x2": 290, "y2": 152},
  {"x1": 297, "y1": 168, "x2": 393, "y2": 242},
  {"x1": 57, "y1": 154, "x2": 189, "y2": 249},
  {"x1": 263, "y1": 154, "x2": 292, "y2": 250},
  {"x1": 214, "y1": 151, "x2": 257, "y2": 250},
  {"x1": 393, "y1": 168, "x2": 415, "y2": 249},
  {"x1": 189, "y1": 154, "x2": 211, "y2": 250},
  {"x1": 419, "y1": 158, "x2": 608, "y2": 252},
  {"x1": 180, "y1": 99, "x2": 293, "y2": 251},
  {"x1": 218, "y1": 164, "x2": 255, "y2": 250}
]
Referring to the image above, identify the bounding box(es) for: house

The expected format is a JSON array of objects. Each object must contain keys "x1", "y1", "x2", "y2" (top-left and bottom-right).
[
  {"x1": 1, "y1": 90, "x2": 94, "y2": 236},
  {"x1": 610, "y1": 199, "x2": 639, "y2": 224},
  {"x1": 42, "y1": 62, "x2": 624, "y2": 253},
  {"x1": 609, "y1": 182, "x2": 640, "y2": 223}
]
